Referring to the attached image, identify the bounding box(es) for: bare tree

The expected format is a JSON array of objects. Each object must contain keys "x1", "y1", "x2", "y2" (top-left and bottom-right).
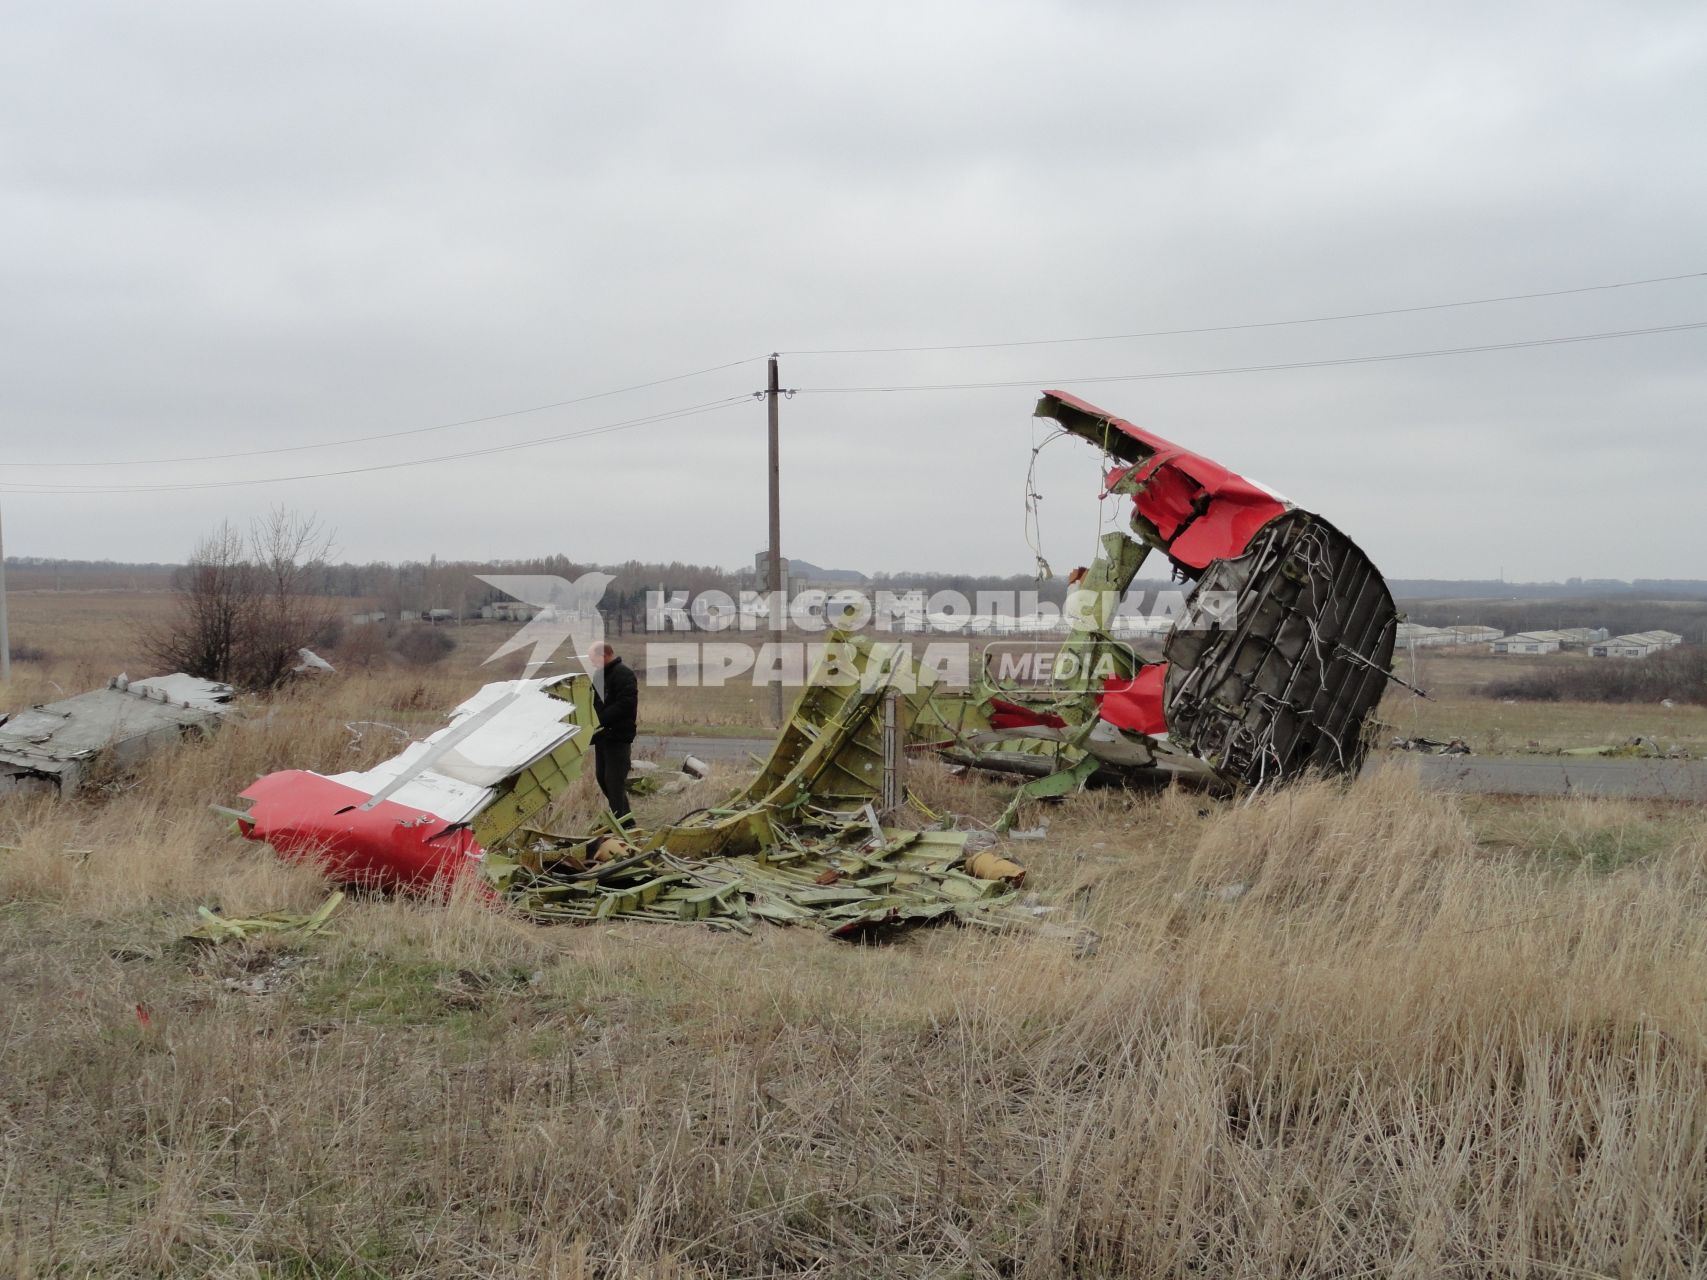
[{"x1": 147, "y1": 508, "x2": 336, "y2": 691}]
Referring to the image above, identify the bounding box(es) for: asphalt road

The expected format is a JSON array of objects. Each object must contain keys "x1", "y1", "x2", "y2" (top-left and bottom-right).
[
  {"x1": 1399, "y1": 754, "x2": 1707, "y2": 800},
  {"x1": 638, "y1": 734, "x2": 1707, "y2": 801}
]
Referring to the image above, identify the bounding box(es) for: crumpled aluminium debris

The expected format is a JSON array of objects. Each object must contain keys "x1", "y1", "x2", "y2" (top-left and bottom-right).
[
  {"x1": 488, "y1": 634, "x2": 1028, "y2": 938},
  {"x1": 184, "y1": 892, "x2": 344, "y2": 944},
  {"x1": 488, "y1": 826, "x2": 1017, "y2": 938}
]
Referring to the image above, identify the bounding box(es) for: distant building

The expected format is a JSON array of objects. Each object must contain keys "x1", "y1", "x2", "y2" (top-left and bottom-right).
[
  {"x1": 1395, "y1": 623, "x2": 1505, "y2": 649},
  {"x1": 426, "y1": 608, "x2": 455, "y2": 623},
  {"x1": 1553, "y1": 626, "x2": 1610, "y2": 648},
  {"x1": 1395, "y1": 623, "x2": 1453, "y2": 648},
  {"x1": 1492, "y1": 631, "x2": 1563, "y2": 655},
  {"x1": 350, "y1": 611, "x2": 387, "y2": 625},
  {"x1": 1590, "y1": 630, "x2": 1684, "y2": 659}
]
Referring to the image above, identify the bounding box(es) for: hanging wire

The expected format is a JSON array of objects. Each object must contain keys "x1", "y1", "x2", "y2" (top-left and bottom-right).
[
  {"x1": 0, "y1": 355, "x2": 766, "y2": 470},
  {"x1": 778, "y1": 269, "x2": 1707, "y2": 356},
  {"x1": 0, "y1": 396, "x2": 752, "y2": 495},
  {"x1": 1023, "y1": 426, "x2": 1069, "y2": 581}
]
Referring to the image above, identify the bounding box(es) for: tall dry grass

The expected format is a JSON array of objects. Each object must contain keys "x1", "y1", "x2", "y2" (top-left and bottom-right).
[{"x1": 1, "y1": 668, "x2": 1705, "y2": 1275}]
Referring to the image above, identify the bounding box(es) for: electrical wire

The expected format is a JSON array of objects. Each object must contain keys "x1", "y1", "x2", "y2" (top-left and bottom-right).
[
  {"x1": 779, "y1": 269, "x2": 1707, "y2": 356},
  {"x1": 790, "y1": 319, "x2": 1707, "y2": 394},
  {"x1": 0, "y1": 396, "x2": 754, "y2": 495},
  {"x1": 0, "y1": 355, "x2": 765, "y2": 469}
]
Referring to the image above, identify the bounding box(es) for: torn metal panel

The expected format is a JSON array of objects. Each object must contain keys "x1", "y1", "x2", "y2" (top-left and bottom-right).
[
  {"x1": 0, "y1": 673, "x2": 236, "y2": 796},
  {"x1": 1036, "y1": 389, "x2": 1290, "y2": 571},
  {"x1": 292, "y1": 648, "x2": 336, "y2": 675},
  {"x1": 236, "y1": 771, "x2": 487, "y2": 889},
  {"x1": 924, "y1": 392, "x2": 1396, "y2": 803},
  {"x1": 1161, "y1": 510, "x2": 1395, "y2": 785},
  {"x1": 234, "y1": 675, "x2": 594, "y2": 888},
  {"x1": 657, "y1": 633, "x2": 939, "y2": 857}
]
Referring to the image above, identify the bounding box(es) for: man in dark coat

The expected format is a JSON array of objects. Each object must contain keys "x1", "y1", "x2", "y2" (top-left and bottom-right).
[{"x1": 588, "y1": 642, "x2": 638, "y2": 822}]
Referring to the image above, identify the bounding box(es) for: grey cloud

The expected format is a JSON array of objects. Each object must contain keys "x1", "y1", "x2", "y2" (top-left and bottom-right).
[{"x1": 2, "y1": 0, "x2": 1704, "y2": 580}]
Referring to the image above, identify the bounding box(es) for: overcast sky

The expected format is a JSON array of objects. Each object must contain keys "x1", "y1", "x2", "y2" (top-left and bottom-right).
[{"x1": 2, "y1": 1, "x2": 1704, "y2": 581}]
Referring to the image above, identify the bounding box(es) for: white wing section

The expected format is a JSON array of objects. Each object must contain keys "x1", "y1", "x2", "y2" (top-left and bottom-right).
[{"x1": 325, "y1": 677, "x2": 581, "y2": 823}]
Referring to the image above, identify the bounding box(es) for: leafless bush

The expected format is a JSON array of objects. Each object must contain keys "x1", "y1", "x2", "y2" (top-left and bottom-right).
[
  {"x1": 394, "y1": 626, "x2": 456, "y2": 667},
  {"x1": 144, "y1": 508, "x2": 336, "y2": 691}
]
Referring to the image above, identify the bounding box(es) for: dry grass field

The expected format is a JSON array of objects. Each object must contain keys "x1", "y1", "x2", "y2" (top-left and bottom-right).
[
  {"x1": 1383, "y1": 648, "x2": 1707, "y2": 757},
  {"x1": 3, "y1": 596, "x2": 1706, "y2": 1276}
]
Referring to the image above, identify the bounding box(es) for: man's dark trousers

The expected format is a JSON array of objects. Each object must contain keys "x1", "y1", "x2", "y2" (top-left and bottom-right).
[{"x1": 595, "y1": 738, "x2": 632, "y2": 821}]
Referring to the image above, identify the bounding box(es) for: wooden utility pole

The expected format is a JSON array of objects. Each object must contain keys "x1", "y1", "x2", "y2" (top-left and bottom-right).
[{"x1": 766, "y1": 354, "x2": 784, "y2": 725}]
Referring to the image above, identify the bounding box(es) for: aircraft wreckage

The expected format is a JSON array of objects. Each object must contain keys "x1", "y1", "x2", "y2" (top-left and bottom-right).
[
  {"x1": 1, "y1": 674, "x2": 237, "y2": 797},
  {"x1": 229, "y1": 636, "x2": 1028, "y2": 937},
  {"x1": 916, "y1": 391, "x2": 1399, "y2": 825},
  {"x1": 225, "y1": 391, "x2": 1397, "y2": 932}
]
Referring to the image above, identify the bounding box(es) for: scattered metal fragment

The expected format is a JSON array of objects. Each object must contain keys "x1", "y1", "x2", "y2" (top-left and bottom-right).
[
  {"x1": 0, "y1": 673, "x2": 237, "y2": 796},
  {"x1": 487, "y1": 826, "x2": 1018, "y2": 939},
  {"x1": 1558, "y1": 737, "x2": 1680, "y2": 759},
  {"x1": 293, "y1": 648, "x2": 337, "y2": 675},
  {"x1": 184, "y1": 891, "x2": 345, "y2": 944},
  {"x1": 1391, "y1": 736, "x2": 1473, "y2": 755}
]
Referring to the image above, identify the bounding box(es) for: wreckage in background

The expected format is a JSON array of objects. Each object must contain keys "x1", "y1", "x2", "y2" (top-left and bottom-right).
[
  {"x1": 0, "y1": 674, "x2": 237, "y2": 796},
  {"x1": 918, "y1": 391, "x2": 1398, "y2": 819}
]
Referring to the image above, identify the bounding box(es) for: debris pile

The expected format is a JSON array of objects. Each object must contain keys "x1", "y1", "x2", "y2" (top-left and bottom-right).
[
  {"x1": 218, "y1": 392, "x2": 1401, "y2": 937},
  {"x1": 229, "y1": 634, "x2": 1030, "y2": 940},
  {"x1": 488, "y1": 826, "x2": 1018, "y2": 937},
  {"x1": 1558, "y1": 736, "x2": 1691, "y2": 760}
]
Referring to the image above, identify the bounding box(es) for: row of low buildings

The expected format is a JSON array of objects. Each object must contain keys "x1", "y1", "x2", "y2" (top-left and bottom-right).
[
  {"x1": 1397, "y1": 622, "x2": 1686, "y2": 658},
  {"x1": 1490, "y1": 628, "x2": 1684, "y2": 657},
  {"x1": 1394, "y1": 623, "x2": 1505, "y2": 648},
  {"x1": 349, "y1": 604, "x2": 547, "y2": 624},
  {"x1": 1489, "y1": 627, "x2": 1610, "y2": 654}
]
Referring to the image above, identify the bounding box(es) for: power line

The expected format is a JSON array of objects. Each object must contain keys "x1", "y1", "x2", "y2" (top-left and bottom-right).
[
  {"x1": 0, "y1": 355, "x2": 764, "y2": 470},
  {"x1": 0, "y1": 396, "x2": 754, "y2": 495},
  {"x1": 780, "y1": 269, "x2": 1707, "y2": 356},
  {"x1": 790, "y1": 320, "x2": 1707, "y2": 394}
]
